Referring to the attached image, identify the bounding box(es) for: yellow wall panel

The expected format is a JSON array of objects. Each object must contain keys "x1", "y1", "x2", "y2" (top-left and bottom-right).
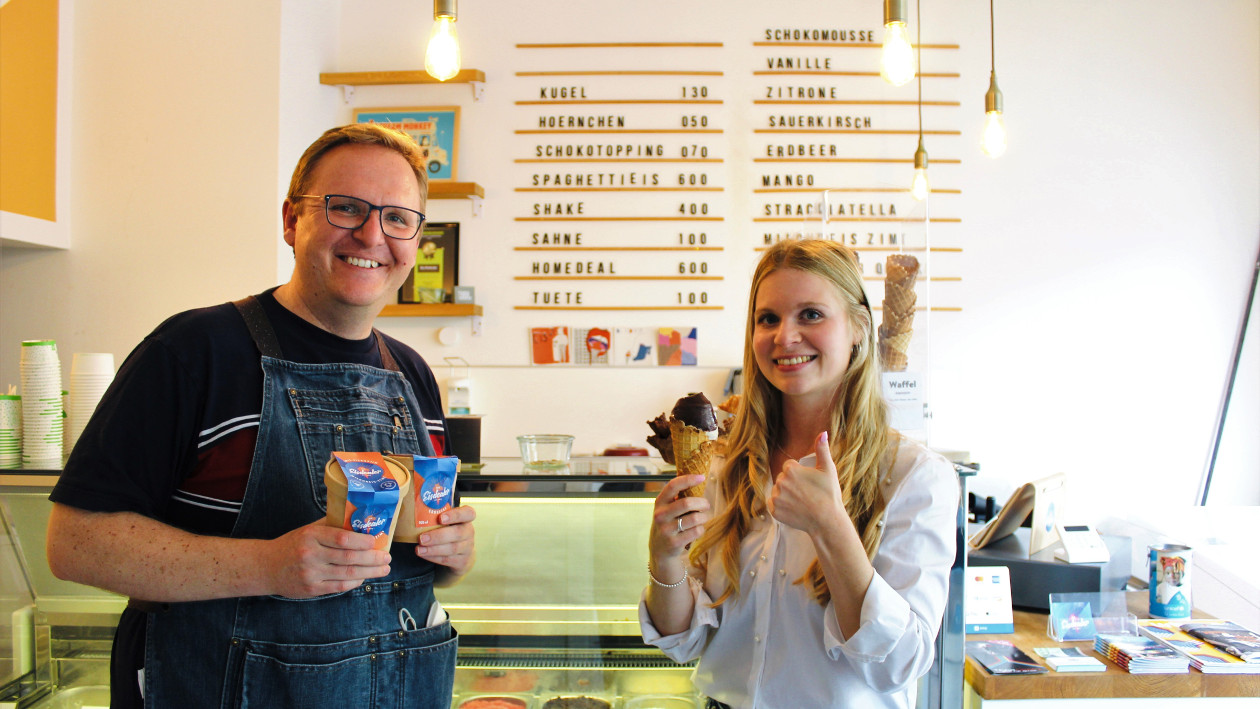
[{"x1": 0, "y1": 0, "x2": 60, "y2": 221}]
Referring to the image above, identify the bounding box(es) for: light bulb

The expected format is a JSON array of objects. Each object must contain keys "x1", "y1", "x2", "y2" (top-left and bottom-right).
[
  {"x1": 911, "y1": 138, "x2": 930, "y2": 200},
  {"x1": 981, "y1": 72, "x2": 1006, "y2": 157},
  {"x1": 425, "y1": 15, "x2": 461, "y2": 82},
  {"x1": 982, "y1": 111, "x2": 1007, "y2": 157},
  {"x1": 911, "y1": 168, "x2": 930, "y2": 200},
  {"x1": 881, "y1": 21, "x2": 916, "y2": 87}
]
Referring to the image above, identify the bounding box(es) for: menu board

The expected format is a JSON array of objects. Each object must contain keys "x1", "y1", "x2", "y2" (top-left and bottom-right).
[{"x1": 505, "y1": 27, "x2": 963, "y2": 316}]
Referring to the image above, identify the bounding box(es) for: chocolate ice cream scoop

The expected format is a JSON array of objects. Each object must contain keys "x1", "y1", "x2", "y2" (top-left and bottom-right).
[
  {"x1": 645, "y1": 413, "x2": 674, "y2": 464},
  {"x1": 671, "y1": 392, "x2": 716, "y2": 431}
]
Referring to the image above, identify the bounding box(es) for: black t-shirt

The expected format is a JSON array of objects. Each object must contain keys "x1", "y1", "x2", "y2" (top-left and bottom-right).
[{"x1": 51, "y1": 288, "x2": 448, "y2": 533}]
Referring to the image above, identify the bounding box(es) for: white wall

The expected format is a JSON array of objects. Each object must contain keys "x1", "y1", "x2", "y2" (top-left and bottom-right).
[
  {"x1": 0, "y1": 0, "x2": 283, "y2": 373},
  {"x1": 1, "y1": 1, "x2": 1256, "y2": 520}
]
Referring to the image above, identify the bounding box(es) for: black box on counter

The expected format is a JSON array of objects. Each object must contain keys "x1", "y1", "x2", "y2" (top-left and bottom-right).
[{"x1": 968, "y1": 526, "x2": 1132, "y2": 611}]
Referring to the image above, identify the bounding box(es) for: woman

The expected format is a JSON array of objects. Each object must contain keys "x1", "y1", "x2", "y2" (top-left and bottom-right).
[{"x1": 641, "y1": 239, "x2": 958, "y2": 709}]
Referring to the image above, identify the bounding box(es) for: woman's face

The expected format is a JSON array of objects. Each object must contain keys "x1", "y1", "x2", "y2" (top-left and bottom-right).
[{"x1": 752, "y1": 267, "x2": 856, "y2": 411}]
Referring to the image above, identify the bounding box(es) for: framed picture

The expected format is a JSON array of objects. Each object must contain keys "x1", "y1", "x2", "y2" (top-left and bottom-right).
[
  {"x1": 353, "y1": 106, "x2": 459, "y2": 181},
  {"x1": 0, "y1": 0, "x2": 73, "y2": 248},
  {"x1": 400, "y1": 222, "x2": 459, "y2": 304}
]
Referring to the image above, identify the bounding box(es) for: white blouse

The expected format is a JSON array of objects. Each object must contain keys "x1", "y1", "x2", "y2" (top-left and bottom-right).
[{"x1": 639, "y1": 437, "x2": 959, "y2": 709}]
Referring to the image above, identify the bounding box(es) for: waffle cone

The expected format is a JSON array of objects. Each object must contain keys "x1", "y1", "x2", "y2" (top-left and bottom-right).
[
  {"x1": 670, "y1": 419, "x2": 715, "y2": 497},
  {"x1": 881, "y1": 300, "x2": 916, "y2": 333},
  {"x1": 879, "y1": 327, "x2": 914, "y2": 353},
  {"x1": 883, "y1": 284, "x2": 917, "y2": 315},
  {"x1": 880, "y1": 343, "x2": 909, "y2": 371},
  {"x1": 886, "y1": 254, "x2": 920, "y2": 282}
]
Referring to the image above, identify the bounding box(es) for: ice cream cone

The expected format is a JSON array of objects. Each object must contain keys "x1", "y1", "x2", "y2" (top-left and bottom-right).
[
  {"x1": 879, "y1": 328, "x2": 913, "y2": 353},
  {"x1": 670, "y1": 418, "x2": 715, "y2": 497},
  {"x1": 886, "y1": 254, "x2": 920, "y2": 282},
  {"x1": 883, "y1": 284, "x2": 917, "y2": 316},
  {"x1": 880, "y1": 343, "x2": 909, "y2": 371}
]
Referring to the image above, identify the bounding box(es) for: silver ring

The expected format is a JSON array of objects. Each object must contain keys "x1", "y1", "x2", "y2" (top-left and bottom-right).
[{"x1": 677, "y1": 517, "x2": 685, "y2": 534}]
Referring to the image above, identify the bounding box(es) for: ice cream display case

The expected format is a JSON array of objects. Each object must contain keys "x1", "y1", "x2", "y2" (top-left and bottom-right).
[
  {"x1": 3, "y1": 456, "x2": 968, "y2": 708},
  {"x1": 443, "y1": 457, "x2": 700, "y2": 709}
]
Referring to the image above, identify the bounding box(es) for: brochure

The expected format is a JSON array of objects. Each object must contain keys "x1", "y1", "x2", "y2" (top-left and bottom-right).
[
  {"x1": 966, "y1": 640, "x2": 1049, "y2": 675},
  {"x1": 1032, "y1": 647, "x2": 1108, "y2": 673}
]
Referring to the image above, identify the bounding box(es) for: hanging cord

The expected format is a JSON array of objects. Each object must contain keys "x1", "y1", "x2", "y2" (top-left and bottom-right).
[
  {"x1": 916, "y1": 0, "x2": 923, "y2": 141},
  {"x1": 989, "y1": 0, "x2": 996, "y2": 72}
]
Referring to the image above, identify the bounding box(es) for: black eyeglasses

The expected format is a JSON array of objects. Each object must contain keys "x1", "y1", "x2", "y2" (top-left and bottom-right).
[{"x1": 294, "y1": 194, "x2": 425, "y2": 240}]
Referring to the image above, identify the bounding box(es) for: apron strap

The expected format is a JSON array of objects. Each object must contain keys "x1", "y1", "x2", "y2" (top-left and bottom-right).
[
  {"x1": 373, "y1": 329, "x2": 401, "y2": 372},
  {"x1": 232, "y1": 296, "x2": 283, "y2": 359}
]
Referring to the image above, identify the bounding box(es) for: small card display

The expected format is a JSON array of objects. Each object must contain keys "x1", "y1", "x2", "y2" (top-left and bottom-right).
[{"x1": 965, "y1": 566, "x2": 1014, "y2": 634}]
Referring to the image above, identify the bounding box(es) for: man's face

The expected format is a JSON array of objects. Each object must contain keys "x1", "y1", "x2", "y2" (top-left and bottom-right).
[{"x1": 283, "y1": 143, "x2": 423, "y2": 314}]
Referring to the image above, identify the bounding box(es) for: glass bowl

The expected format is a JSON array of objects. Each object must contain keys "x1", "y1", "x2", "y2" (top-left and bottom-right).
[{"x1": 517, "y1": 435, "x2": 574, "y2": 468}]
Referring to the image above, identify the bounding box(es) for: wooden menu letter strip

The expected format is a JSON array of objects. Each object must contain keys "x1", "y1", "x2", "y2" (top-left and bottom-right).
[
  {"x1": 514, "y1": 306, "x2": 725, "y2": 311},
  {"x1": 516, "y1": 42, "x2": 724, "y2": 48},
  {"x1": 516, "y1": 158, "x2": 724, "y2": 163},
  {"x1": 753, "y1": 158, "x2": 962, "y2": 164},
  {"x1": 518, "y1": 129, "x2": 724, "y2": 134},
  {"x1": 753, "y1": 216, "x2": 963, "y2": 223},
  {"x1": 516, "y1": 187, "x2": 725, "y2": 192},
  {"x1": 515, "y1": 276, "x2": 723, "y2": 281},
  {"x1": 754, "y1": 71, "x2": 961, "y2": 78},
  {"x1": 515, "y1": 216, "x2": 723, "y2": 222},
  {"x1": 754, "y1": 129, "x2": 961, "y2": 136},
  {"x1": 754, "y1": 100, "x2": 960, "y2": 107},
  {"x1": 517, "y1": 99, "x2": 723, "y2": 105},
  {"x1": 753, "y1": 188, "x2": 962, "y2": 194},
  {"x1": 514, "y1": 247, "x2": 724, "y2": 252},
  {"x1": 751, "y1": 42, "x2": 959, "y2": 49},
  {"x1": 517, "y1": 70, "x2": 725, "y2": 76}
]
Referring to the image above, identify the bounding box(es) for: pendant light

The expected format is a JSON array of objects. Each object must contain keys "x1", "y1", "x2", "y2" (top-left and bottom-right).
[
  {"x1": 880, "y1": 0, "x2": 916, "y2": 86},
  {"x1": 910, "y1": 0, "x2": 929, "y2": 200},
  {"x1": 425, "y1": 0, "x2": 461, "y2": 82},
  {"x1": 981, "y1": 0, "x2": 1007, "y2": 157}
]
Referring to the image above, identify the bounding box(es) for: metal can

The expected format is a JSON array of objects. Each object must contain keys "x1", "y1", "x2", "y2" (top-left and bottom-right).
[{"x1": 1149, "y1": 544, "x2": 1192, "y2": 618}]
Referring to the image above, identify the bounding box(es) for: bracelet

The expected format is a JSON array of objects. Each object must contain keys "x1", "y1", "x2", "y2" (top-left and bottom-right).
[{"x1": 647, "y1": 561, "x2": 689, "y2": 588}]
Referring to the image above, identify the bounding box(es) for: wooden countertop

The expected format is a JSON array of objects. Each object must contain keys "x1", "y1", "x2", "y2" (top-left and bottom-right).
[{"x1": 965, "y1": 592, "x2": 1260, "y2": 699}]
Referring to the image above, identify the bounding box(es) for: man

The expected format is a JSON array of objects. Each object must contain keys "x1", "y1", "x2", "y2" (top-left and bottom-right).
[{"x1": 46, "y1": 124, "x2": 474, "y2": 708}]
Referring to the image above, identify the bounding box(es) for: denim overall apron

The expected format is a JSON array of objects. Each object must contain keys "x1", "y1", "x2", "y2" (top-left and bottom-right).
[{"x1": 140, "y1": 297, "x2": 457, "y2": 708}]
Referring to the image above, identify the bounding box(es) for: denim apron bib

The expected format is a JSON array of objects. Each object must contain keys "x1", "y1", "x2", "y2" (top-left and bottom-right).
[{"x1": 141, "y1": 297, "x2": 457, "y2": 708}]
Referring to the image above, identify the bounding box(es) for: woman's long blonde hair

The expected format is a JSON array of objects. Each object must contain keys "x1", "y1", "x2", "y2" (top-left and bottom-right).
[{"x1": 690, "y1": 239, "x2": 892, "y2": 607}]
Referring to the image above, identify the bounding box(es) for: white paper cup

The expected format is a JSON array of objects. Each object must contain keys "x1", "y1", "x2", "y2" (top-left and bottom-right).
[{"x1": 71, "y1": 353, "x2": 115, "y2": 376}]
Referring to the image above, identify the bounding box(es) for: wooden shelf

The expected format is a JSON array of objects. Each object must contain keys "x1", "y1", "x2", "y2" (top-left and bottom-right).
[
  {"x1": 430, "y1": 181, "x2": 484, "y2": 200},
  {"x1": 319, "y1": 69, "x2": 485, "y2": 86},
  {"x1": 319, "y1": 69, "x2": 486, "y2": 102},
  {"x1": 379, "y1": 303, "x2": 482, "y2": 318}
]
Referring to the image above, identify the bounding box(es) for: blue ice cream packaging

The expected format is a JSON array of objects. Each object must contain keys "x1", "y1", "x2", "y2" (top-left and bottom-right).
[
  {"x1": 325, "y1": 452, "x2": 410, "y2": 550},
  {"x1": 387, "y1": 454, "x2": 459, "y2": 542}
]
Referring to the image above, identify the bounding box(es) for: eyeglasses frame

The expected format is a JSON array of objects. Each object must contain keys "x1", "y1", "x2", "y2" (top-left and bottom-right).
[{"x1": 292, "y1": 194, "x2": 426, "y2": 241}]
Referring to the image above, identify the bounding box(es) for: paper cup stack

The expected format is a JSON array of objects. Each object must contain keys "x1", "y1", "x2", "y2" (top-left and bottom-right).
[
  {"x1": 19, "y1": 340, "x2": 64, "y2": 469},
  {"x1": 0, "y1": 394, "x2": 20, "y2": 469},
  {"x1": 878, "y1": 254, "x2": 920, "y2": 372},
  {"x1": 66, "y1": 353, "x2": 116, "y2": 455}
]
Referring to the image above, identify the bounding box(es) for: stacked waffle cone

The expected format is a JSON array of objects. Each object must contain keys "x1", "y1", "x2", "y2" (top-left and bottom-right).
[
  {"x1": 670, "y1": 418, "x2": 714, "y2": 498},
  {"x1": 879, "y1": 254, "x2": 919, "y2": 372}
]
